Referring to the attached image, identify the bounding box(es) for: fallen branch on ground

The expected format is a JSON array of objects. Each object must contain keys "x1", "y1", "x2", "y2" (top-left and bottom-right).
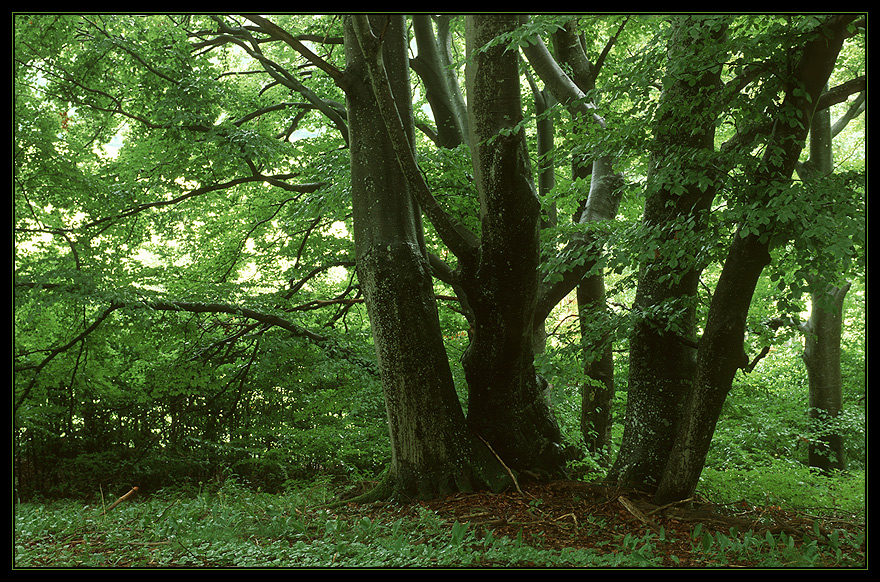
[
  {"x1": 618, "y1": 495, "x2": 660, "y2": 533},
  {"x1": 102, "y1": 486, "x2": 139, "y2": 515}
]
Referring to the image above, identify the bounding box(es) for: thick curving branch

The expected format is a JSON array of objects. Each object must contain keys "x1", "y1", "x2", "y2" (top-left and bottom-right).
[
  {"x1": 207, "y1": 16, "x2": 349, "y2": 144},
  {"x1": 242, "y1": 14, "x2": 345, "y2": 86},
  {"x1": 350, "y1": 15, "x2": 480, "y2": 265}
]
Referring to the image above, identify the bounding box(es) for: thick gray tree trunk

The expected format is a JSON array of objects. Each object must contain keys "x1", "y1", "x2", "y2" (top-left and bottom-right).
[
  {"x1": 653, "y1": 15, "x2": 855, "y2": 504},
  {"x1": 345, "y1": 15, "x2": 508, "y2": 499},
  {"x1": 458, "y1": 14, "x2": 566, "y2": 478},
  {"x1": 610, "y1": 16, "x2": 728, "y2": 491},
  {"x1": 353, "y1": 14, "x2": 568, "y2": 484}
]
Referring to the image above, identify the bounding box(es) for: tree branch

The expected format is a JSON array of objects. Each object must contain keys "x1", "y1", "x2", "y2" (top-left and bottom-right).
[
  {"x1": 831, "y1": 90, "x2": 865, "y2": 138},
  {"x1": 817, "y1": 76, "x2": 866, "y2": 112},
  {"x1": 285, "y1": 260, "x2": 356, "y2": 299},
  {"x1": 15, "y1": 302, "x2": 123, "y2": 411},
  {"x1": 518, "y1": 17, "x2": 607, "y2": 129},
  {"x1": 593, "y1": 17, "x2": 628, "y2": 81},
  {"x1": 241, "y1": 14, "x2": 345, "y2": 86},
  {"x1": 520, "y1": 19, "x2": 625, "y2": 322},
  {"x1": 411, "y1": 14, "x2": 468, "y2": 148},
  {"x1": 67, "y1": 174, "x2": 324, "y2": 233},
  {"x1": 350, "y1": 15, "x2": 480, "y2": 264},
  {"x1": 207, "y1": 16, "x2": 349, "y2": 144},
  {"x1": 126, "y1": 300, "x2": 329, "y2": 342}
]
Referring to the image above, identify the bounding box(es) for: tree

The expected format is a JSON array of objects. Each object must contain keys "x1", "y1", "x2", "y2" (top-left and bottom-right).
[
  {"x1": 652, "y1": 14, "x2": 861, "y2": 504},
  {"x1": 519, "y1": 16, "x2": 626, "y2": 457},
  {"x1": 353, "y1": 15, "x2": 569, "y2": 496},
  {"x1": 14, "y1": 14, "x2": 381, "y2": 495},
  {"x1": 410, "y1": 15, "x2": 469, "y2": 149},
  {"x1": 345, "y1": 14, "x2": 508, "y2": 498},
  {"x1": 14, "y1": 14, "x2": 865, "y2": 504},
  {"x1": 802, "y1": 279, "x2": 852, "y2": 472},
  {"x1": 786, "y1": 82, "x2": 865, "y2": 473},
  {"x1": 608, "y1": 15, "x2": 730, "y2": 491}
]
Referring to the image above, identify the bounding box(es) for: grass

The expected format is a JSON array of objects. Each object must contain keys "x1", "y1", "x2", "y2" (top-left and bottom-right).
[{"x1": 14, "y1": 472, "x2": 866, "y2": 569}]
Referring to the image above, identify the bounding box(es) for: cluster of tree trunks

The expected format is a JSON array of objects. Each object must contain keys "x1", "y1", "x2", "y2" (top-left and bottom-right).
[
  {"x1": 13, "y1": 14, "x2": 862, "y2": 504},
  {"x1": 343, "y1": 14, "x2": 859, "y2": 501}
]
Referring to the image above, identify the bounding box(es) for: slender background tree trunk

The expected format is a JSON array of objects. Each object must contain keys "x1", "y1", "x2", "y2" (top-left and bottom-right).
[
  {"x1": 796, "y1": 85, "x2": 857, "y2": 474},
  {"x1": 804, "y1": 279, "x2": 850, "y2": 472}
]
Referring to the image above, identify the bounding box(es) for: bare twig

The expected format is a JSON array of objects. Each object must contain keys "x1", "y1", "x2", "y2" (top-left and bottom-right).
[
  {"x1": 476, "y1": 434, "x2": 523, "y2": 496},
  {"x1": 647, "y1": 496, "x2": 694, "y2": 516},
  {"x1": 618, "y1": 495, "x2": 661, "y2": 533}
]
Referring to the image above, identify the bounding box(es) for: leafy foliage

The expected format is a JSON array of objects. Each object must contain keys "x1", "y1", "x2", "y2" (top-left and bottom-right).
[{"x1": 14, "y1": 12, "x2": 864, "y2": 529}]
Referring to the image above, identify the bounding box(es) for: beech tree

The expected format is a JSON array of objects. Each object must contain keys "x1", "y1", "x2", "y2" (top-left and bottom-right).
[
  {"x1": 652, "y1": 14, "x2": 862, "y2": 504},
  {"x1": 344, "y1": 13, "x2": 864, "y2": 501},
  {"x1": 786, "y1": 83, "x2": 865, "y2": 473},
  {"x1": 608, "y1": 15, "x2": 730, "y2": 492},
  {"x1": 351, "y1": 15, "x2": 570, "y2": 498},
  {"x1": 345, "y1": 15, "x2": 510, "y2": 497},
  {"x1": 522, "y1": 17, "x2": 626, "y2": 457},
  {"x1": 14, "y1": 14, "x2": 865, "y2": 503}
]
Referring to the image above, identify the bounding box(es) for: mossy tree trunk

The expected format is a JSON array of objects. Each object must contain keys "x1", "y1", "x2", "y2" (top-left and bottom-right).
[
  {"x1": 609, "y1": 15, "x2": 728, "y2": 492},
  {"x1": 345, "y1": 15, "x2": 509, "y2": 500},
  {"x1": 458, "y1": 15, "x2": 565, "y2": 478}
]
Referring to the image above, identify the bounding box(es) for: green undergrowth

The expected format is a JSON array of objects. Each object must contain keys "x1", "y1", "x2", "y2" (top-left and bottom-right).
[
  {"x1": 699, "y1": 460, "x2": 865, "y2": 517},
  {"x1": 14, "y1": 475, "x2": 865, "y2": 569}
]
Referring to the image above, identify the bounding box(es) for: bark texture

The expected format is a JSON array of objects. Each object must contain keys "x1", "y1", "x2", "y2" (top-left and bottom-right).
[
  {"x1": 459, "y1": 14, "x2": 565, "y2": 477},
  {"x1": 345, "y1": 15, "x2": 508, "y2": 499}
]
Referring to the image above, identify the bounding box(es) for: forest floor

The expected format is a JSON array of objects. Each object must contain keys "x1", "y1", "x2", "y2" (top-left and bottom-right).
[
  {"x1": 334, "y1": 479, "x2": 866, "y2": 568},
  {"x1": 13, "y1": 477, "x2": 865, "y2": 568}
]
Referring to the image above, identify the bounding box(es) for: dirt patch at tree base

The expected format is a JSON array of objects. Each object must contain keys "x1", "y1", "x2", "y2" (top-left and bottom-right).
[{"x1": 338, "y1": 479, "x2": 865, "y2": 567}]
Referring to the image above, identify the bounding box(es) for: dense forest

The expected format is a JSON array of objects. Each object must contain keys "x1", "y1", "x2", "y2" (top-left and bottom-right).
[{"x1": 14, "y1": 12, "x2": 864, "y2": 543}]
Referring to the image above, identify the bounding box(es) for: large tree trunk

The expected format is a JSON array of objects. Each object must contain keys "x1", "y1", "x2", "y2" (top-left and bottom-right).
[
  {"x1": 653, "y1": 229, "x2": 771, "y2": 504},
  {"x1": 345, "y1": 15, "x2": 508, "y2": 499},
  {"x1": 609, "y1": 16, "x2": 727, "y2": 491},
  {"x1": 653, "y1": 15, "x2": 855, "y2": 504},
  {"x1": 459, "y1": 14, "x2": 565, "y2": 478}
]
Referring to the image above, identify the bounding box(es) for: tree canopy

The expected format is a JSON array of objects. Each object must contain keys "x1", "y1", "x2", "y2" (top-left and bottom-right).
[{"x1": 14, "y1": 14, "x2": 865, "y2": 503}]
